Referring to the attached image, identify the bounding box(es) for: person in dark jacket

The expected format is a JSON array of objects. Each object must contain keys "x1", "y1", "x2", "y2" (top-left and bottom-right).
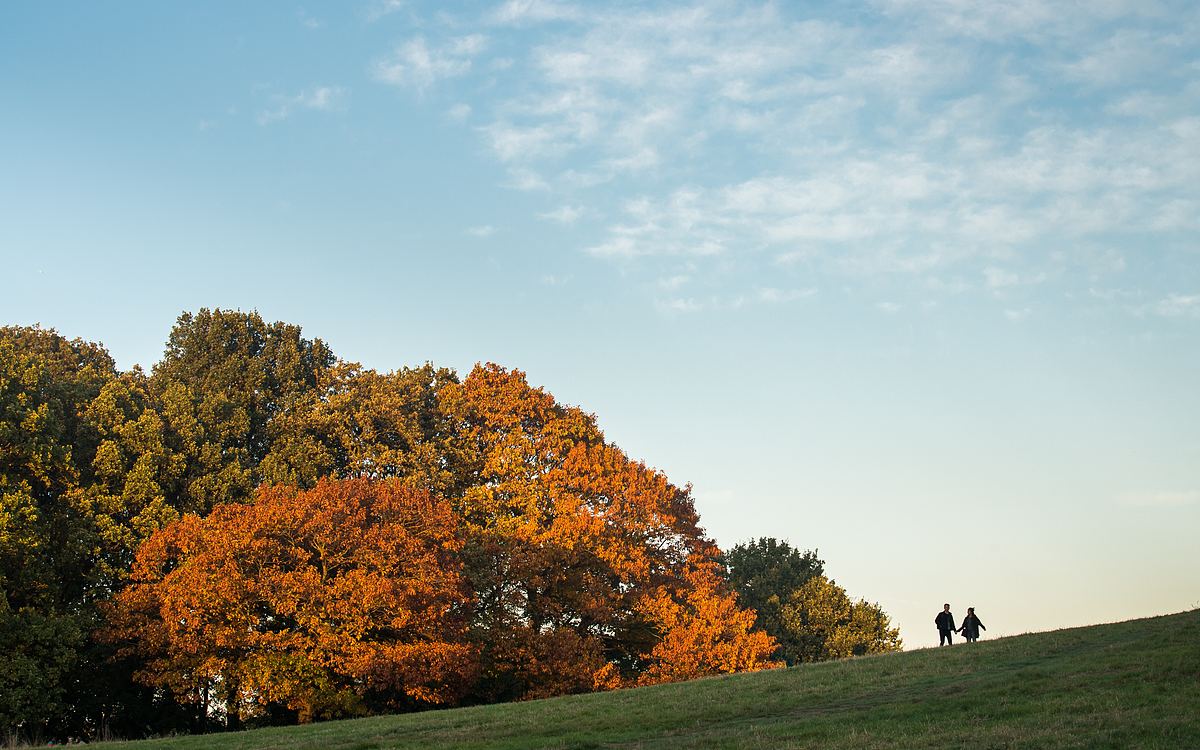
[
  {"x1": 935, "y1": 603, "x2": 956, "y2": 646},
  {"x1": 959, "y1": 607, "x2": 986, "y2": 642}
]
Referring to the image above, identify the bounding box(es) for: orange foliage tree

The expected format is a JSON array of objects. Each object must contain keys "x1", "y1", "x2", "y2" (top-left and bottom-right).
[
  {"x1": 103, "y1": 478, "x2": 476, "y2": 725},
  {"x1": 441, "y1": 364, "x2": 780, "y2": 699}
]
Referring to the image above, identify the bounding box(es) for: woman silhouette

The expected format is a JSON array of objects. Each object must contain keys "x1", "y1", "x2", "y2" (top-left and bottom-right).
[{"x1": 959, "y1": 607, "x2": 986, "y2": 643}]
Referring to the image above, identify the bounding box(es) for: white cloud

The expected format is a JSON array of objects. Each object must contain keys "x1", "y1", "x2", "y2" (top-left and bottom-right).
[
  {"x1": 657, "y1": 297, "x2": 703, "y2": 313},
  {"x1": 1151, "y1": 293, "x2": 1200, "y2": 318},
  {"x1": 366, "y1": 0, "x2": 406, "y2": 22},
  {"x1": 1118, "y1": 490, "x2": 1200, "y2": 508},
  {"x1": 257, "y1": 86, "x2": 346, "y2": 125},
  {"x1": 481, "y1": 122, "x2": 567, "y2": 162},
  {"x1": 1004, "y1": 307, "x2": 1033, "y2": 321},
  {"x1": 491, "y1": 0, "x2": 584, "y2": 25},
  {"x1": 871, "y1": 0, "x2": 1159, "y2": 40},
  {"x1": 877, "y1": 301, "x2": 903, "y2": 314},
  {"x1": 451, "y1": 34, "x2": 488, "y2": 56},
  {"x1": 538, "y1": 204, "x2": 584, "y2": 224},
  {"x1": 757, "y1": 287, "x2": 817, "y2": 304},
  {"x1": 1062, "y1": 29, "x2": 1179, "y2": 87},
  {"x1": 587, "y1": 235, "x2": 640, "y2": 259},
  {"x1": 466, "y1": 225, "x2": 496, "y2": 237},
  {"x1": 504, "y1": 167, "x2": 549, "y2": 192},
  {"x1": 373, "y1": 36, "x2": 486, "y2": 90},
  {"x1": 984, "y1": 267, "x2": 1020, "y2": 289},
  {"x1": 298, "y1": 9, "x2": 323, "y2": 29}
]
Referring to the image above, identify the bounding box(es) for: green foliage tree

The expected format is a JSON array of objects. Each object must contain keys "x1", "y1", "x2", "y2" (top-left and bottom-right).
[
  {"x1": 0, "y1": 326, "x2": 114, "y2": 609},
  {"x1": 724, "y1": 538, "x2": 899, "y2": 664},
  {"x1": 149, "y1": 309, "x2": 336, "y2": 514},
  {"x1": 260, "y1": 362, "x2": 469, "y2": 496},
  {"x1": 722, "y1": 538, "x2": 823, "y2": 659},
  {"x1": 0, "y1": 598, "x2": 82, "y2": 734},
  {"x1": 778, "y1": 575, "x2": 902, "y2": 661},
  {"x1": 0, "y1": 327, "x2": 192, "y2": 740},
  {"x1": 1, "y1": 327, "x2": 113, "y2": 736}
]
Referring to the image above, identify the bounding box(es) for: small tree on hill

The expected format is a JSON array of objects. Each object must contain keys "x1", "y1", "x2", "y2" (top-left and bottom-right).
[
  {"x1": 779, "y1": 575, "x2": 902, "y2": 662},
  {"x1": 724, "y1": 538, "x2": 899, "y2": 664}
]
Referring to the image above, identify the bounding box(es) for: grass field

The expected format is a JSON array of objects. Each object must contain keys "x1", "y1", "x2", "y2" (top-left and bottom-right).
[{"x1": 98, "y1": 609, "x2": 1199, "y2": 750}]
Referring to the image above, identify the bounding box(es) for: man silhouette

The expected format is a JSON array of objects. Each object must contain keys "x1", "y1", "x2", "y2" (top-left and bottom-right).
[{"x1": 935, "y1": 603, "x2": 956, "y2": 646}]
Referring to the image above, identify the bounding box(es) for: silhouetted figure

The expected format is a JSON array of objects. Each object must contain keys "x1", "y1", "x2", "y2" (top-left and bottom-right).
[
  {"x1": 935, "y1": 603, "x2": 956, "y2": 646},
  {"x1": 959, "y1": 607, "x2": 986, "y2": 642}
]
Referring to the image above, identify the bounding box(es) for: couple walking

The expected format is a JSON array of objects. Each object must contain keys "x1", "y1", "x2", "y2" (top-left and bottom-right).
[{"x1": 935, "y1": 603, "x2": 985, "y2": 645}]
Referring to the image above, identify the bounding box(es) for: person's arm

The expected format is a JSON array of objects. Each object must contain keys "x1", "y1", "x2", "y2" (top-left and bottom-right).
[{"x1": 979, "y1": 619, "x2": 986, "y2": 630}]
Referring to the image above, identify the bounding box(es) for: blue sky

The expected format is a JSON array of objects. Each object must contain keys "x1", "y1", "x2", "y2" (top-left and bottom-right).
[{"x1": 2, "y1": 0, "x2": 1198, "y2": 647}]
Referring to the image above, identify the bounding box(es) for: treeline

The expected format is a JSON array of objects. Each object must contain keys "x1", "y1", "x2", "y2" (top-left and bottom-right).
[{"x1": 0, "y1": 310, "x2": 899, "y2": 741}]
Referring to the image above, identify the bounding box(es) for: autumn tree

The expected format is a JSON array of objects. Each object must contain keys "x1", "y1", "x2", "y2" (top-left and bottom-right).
[
  {"x1": 636, "y1": 561, "x2": 782, "y2": 685},
  {"x1": 103, "y1": 478, "x2": 476, "y2": 726},
  {"x1": 778, "y1": 575, "x2": 902, "y2": 662},
  {"x1": 441, "y1": 364, "x2": 779, "y2": 699}
]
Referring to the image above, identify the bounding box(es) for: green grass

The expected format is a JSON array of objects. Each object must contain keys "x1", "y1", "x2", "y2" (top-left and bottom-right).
[{"x1": 99, "y1": 609, "x2": 1200, "y2": 750}]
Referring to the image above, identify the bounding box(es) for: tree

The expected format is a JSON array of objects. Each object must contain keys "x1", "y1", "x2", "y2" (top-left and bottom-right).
[
  {"x1": 0, "y1": 326, "x2": 117, "y2": 737},
  {"x1": 778, "y1": 575, "x2": 902, "y2": 662},
  {"x1": 440, "y1": 364, "x2": 779, "y2": 699},
  {"x1": 260, "y1": 362, "x2": 469, "y2": 497},
  {"x1": 0, "y1": 326, "x2": 115, "y2": 611},
  {"x1": 149, "y1": 309, "x2": 335, "y2": 514},
  {"x1": 636, "y1": 560, "x2": 782, "y2": 685},
  {"x1": 723, "y1": 538, "x2": 823, "y2": 665},
  {"x1": 103, "y1": 478, "x2": 476, "y2": 725},
  {"x1": 83, "y1": 369, "x2": 185, "y2": 594},
  {"x1": 0, "y1": 599, "x2": 82, "y2": 736},
  {"x1": 723, "y1": 537, "x2": 824, "y2": 646}
]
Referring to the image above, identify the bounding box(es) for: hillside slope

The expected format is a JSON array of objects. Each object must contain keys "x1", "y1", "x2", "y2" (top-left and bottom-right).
[{"x1": 102, "y1": 609, "x2": 1199, "y2": 750}]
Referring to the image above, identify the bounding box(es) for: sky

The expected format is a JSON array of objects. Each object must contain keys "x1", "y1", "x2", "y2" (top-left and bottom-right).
[{"x1": 2, "y1": 0, "x2": 1198, "y2": 649}]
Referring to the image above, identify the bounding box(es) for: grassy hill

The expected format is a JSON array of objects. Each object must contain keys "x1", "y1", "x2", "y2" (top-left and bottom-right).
[{"x1": 99, "y1": 609, "x2": 1199, "y2": 750}]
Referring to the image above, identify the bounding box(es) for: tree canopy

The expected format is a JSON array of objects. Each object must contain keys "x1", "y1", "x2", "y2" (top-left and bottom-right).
[{"x1": 1, "y1": 311, "x2": 897, "y2": 741}]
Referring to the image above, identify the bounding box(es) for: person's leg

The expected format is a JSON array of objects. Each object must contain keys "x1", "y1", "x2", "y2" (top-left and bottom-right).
[{"x1": 939, "y1": 630, "x2": 950, "y2": 646}]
